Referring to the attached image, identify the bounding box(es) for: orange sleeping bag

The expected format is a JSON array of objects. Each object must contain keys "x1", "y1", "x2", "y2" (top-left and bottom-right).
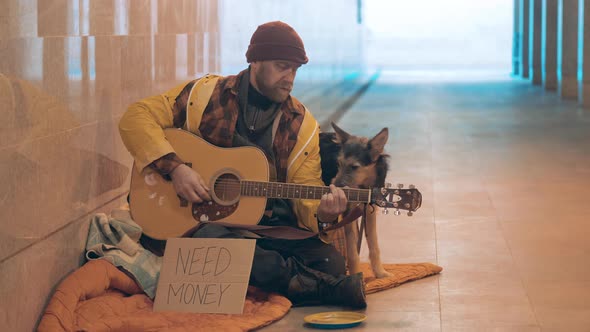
[{"x1": 38, "y1": 259, "x2": 291, "y2": 332}]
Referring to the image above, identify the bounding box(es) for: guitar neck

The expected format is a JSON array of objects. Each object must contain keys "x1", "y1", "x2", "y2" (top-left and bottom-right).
[{"x1": 240, "y1": 181, "x2": 371, "y2": 203}]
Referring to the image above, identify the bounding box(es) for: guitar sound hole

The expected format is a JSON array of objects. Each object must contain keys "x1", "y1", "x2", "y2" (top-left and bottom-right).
[{"x1": 213, "y1": 173, "x2": 240, "y2": 205}]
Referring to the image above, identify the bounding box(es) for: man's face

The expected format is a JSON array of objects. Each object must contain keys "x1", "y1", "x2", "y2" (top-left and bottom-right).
[{"x1": 250, "y1": 60, "x2": 301, "y2": 103}]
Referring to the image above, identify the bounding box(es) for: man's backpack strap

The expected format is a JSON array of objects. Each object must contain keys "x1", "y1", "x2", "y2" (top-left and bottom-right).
[{"x1": 185, "y1": 74, "x2": 221, "y2": 135}]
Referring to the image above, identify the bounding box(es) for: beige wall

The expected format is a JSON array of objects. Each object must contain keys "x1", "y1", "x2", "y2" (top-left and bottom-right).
[
  {"x1": 0, "y1": 1, "x2": 365, "y2": 331},
  {"x1": 0, "y1": 1, "x2": 220, "y2": 330}
]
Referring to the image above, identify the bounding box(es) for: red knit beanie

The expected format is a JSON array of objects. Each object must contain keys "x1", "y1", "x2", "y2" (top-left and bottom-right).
[{"x1": 246, "y1": 21, "x2": 308, "y2": 64}]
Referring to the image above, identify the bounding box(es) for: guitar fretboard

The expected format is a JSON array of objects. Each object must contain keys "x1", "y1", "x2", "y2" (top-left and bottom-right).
[{"x1": 240, "y1": 181, "x2": 370, "y2": 202}]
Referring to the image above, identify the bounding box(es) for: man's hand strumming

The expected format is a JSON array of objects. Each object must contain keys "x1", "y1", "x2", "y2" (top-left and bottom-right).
[{"x1": 170, "y1": 164, "x2": 211, "y2": 203}]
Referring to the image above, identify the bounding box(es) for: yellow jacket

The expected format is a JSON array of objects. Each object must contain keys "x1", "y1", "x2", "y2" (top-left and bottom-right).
[{"x1": 119, "y1": 74, "x2": 326, "y2": 235}]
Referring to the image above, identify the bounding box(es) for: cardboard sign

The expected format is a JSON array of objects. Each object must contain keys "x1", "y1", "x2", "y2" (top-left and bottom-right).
[{"x1": 153, "y1": 238, "x2": 256, "y2": 314}]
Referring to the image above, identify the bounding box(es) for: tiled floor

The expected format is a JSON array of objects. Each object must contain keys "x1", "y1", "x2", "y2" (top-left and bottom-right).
[{"x1": 267, "y1": 74, "x2": 590, "y2": 331}]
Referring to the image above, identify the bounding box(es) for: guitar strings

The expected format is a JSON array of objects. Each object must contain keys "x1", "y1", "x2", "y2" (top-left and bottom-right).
[
  {"x1": 212, "y1": 181, "x2": 370, "y2": 192},
  {"x1": 211, "y1": 179, "x2": 370, "y2": 192},
  {"x1": 211, "y1": 178, "x2": 372, "y2": 199},
  {"x1": 212, "y1": 185, "x2": 370, "y2": 197},
  {"x1": 210, "y1": 179, "x2": 371, "y2": 201}
]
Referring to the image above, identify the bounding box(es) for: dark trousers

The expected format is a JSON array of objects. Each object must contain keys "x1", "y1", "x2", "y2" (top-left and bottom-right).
[{"x1": 192, "y1": 223, "x2": 346, "y2": 294}]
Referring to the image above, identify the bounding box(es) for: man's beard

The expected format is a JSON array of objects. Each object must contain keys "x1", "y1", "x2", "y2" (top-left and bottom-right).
[{"x1": 254, "y1": 73, "x2": 292, "y2": 103}]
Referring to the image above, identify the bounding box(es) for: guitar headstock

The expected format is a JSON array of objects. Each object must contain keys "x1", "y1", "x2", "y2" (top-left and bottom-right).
[{"x1": 370, "y1": 184, "x2": 422, "y2": 216}]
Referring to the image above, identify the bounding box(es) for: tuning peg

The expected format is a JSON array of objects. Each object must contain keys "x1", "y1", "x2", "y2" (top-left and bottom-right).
[
  {"x1": 394, "y1": 209, "x2": 401, "y2": 216},
  {"x1": 382, "y1": 208, "x2": 389, "y2": 215},
  {"x1": 409, "y1": 184, "x2": 415, "y2": 189},
  {"x1": 385, "y1": 183, "x2": 392, "y2": 188},
  {"x1": 397, "y1": 183, "x2": 403, "y2": 189},
  {"x1": 407, "y1": 211, "x2": 413, "y2": 217}
]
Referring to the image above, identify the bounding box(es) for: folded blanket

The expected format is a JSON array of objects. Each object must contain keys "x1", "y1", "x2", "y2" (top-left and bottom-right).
[
  {"x1": 361, "y1": 262, "x2": 443, "y2": 294},
  {"x1": 38, "y1": 260, "x2": 292, "y2": 332},
  {"x1": 85, "y1": 209, "x2": 162, "y2": 298}
]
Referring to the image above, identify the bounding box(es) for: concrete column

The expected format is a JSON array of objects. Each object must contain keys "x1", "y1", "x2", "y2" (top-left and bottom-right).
[
  {"x1": 513, "y1": 0, "x2": 521, "y2": 76},
  {"x1": 521, "y1": 0, "x2": 531, "y2": 78},
  {"x1": 543, "y1": 0, "x2": 558, "y2": 89},
  {"x1": 581, "y1": 0, "x2": 590, "y2": 107},
  {"x1": 558, "y1": 0, "x2": 579, "y2": 99},
  {"x1": 532, "y1": 0, "x2": 543, "y2": 84}
]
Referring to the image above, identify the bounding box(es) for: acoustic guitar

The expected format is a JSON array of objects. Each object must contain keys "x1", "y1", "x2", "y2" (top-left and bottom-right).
[{"x1": 129, "y1": 129, "x2": 422, "y2": 240}]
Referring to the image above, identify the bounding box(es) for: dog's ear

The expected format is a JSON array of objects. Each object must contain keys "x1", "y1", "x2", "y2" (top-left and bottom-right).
[
  {"x1": 331, "y1": 122, "x2": 351, "y2": 144},
  {"x1": 369, "y1": 128, "x2": 388, "y2": 162}
]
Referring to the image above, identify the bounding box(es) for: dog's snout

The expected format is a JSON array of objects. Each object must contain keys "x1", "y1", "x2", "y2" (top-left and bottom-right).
[
  {"x1": 331, "y1": 175, "x2": 349, "y2": 188},
  {"x1": 333, "y1": 179, "x2": 345, "y2": 187}
]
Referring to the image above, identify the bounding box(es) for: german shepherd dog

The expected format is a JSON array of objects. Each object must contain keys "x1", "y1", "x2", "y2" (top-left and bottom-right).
[{"x1": 319, "y1": 123, "x2": 392, "y2": 278}]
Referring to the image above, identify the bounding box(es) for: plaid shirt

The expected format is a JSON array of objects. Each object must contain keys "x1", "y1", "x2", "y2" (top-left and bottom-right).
[{"x1": 173, "y1": 69, "x2": 306, "y2": 182}]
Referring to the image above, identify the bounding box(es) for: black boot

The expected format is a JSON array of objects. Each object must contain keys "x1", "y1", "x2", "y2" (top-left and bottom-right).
[{"x1": 287, "y1": 263, "x2": 367, "y2": 308}]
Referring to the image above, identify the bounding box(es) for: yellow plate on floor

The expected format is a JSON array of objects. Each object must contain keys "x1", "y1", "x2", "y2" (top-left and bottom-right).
[{"x1": 304, "y1": 311, "x2": 367, "y2": 329}]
